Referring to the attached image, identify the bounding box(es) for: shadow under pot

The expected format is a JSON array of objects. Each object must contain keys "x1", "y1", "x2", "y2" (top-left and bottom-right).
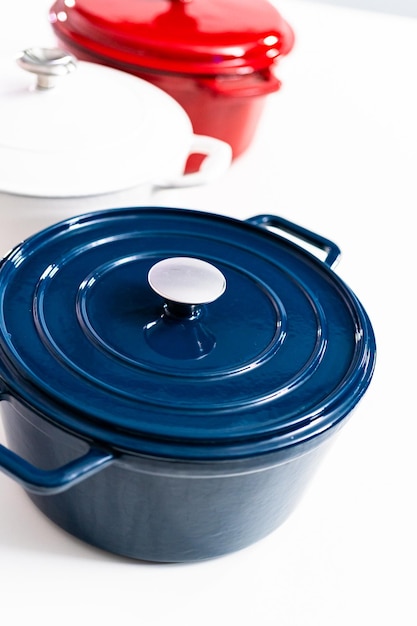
[
  {"x1": 49, "y1": 0, "x2": 295, "y2": 167},
  {"x1": 0, "y1": 208, "x2": 376, "y2": 562}
]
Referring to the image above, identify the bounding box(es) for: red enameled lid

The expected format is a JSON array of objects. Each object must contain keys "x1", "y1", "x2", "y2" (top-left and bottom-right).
[{"x1": 49, "y1": 0, "x2": 295, "y2": 75}]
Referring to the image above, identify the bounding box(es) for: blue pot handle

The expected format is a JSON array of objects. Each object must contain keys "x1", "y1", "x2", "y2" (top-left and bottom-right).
[
  {"x1": 0, "y1": 392, "x2": 115, "y2": 495},
  {"x1": 247, "y1": 214, "x2": 341, "y2": 268},
  {"x1": 0, "y1": 443, "x2": 114, "y2": 496}
]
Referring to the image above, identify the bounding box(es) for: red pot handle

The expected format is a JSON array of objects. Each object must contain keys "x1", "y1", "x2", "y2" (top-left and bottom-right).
[{"x1": 198, "y1": 69, "x2": 281, "y2": 98}]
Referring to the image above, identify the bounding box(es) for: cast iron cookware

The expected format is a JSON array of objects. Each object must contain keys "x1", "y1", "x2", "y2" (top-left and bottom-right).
[
  {"x1": 0, "y1": 47, "x2": 231, "y2": 197},
  {"x1": 0, "y1": 207, "x2": 375, "y2": 561},
  {"x1": 49, "y1": 0, "x2": 295, "y2": 163}
]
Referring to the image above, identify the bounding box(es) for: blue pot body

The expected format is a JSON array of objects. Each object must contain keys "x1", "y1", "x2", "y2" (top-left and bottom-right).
[{"x1": 1, "y1": 394, "x2": 338, "y2": 561}]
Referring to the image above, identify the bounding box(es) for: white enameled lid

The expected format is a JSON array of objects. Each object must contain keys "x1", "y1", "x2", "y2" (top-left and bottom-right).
[{"x1": 0, "y1": 47, "x2": 195, "y2": 197}]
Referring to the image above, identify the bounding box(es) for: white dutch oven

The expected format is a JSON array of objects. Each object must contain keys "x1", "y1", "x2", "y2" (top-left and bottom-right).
[{"x1": 0, "y1": 47, "x2": 231, "y2": 253}]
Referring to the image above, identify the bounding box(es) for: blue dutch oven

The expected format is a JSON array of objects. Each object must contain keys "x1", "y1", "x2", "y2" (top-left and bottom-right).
[{"x1": 0, "y1": 207, "x2": 376, "y2": 561}]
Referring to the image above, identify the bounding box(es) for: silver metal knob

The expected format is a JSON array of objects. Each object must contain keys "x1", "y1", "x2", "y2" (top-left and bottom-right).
[
  {"x1": 146, "y1": 257, "x2": 224, "y2": 358},
  {"x1": 148, "y1": 257, "x2": 226, "y2": 307},
  {"x1": 17, "y1": 47, "x2": 77, "y2": 89}
]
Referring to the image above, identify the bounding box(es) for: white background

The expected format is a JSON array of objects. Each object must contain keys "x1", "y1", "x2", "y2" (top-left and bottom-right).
[
  {"x1": 304, "y1": 0, "x2": 417, "y2": 18},
  {"x1": 0, "y1": 1, "x2": 416, "y2": 624}
]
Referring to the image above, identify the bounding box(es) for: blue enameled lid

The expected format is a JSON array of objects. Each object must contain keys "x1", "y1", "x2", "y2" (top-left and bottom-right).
[{"x1": 0, "y1": 207, "x2": 376, "y2": 460}]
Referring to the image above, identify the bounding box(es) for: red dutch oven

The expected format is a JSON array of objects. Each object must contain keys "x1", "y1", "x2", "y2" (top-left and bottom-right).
[{"x1": 49, "y1": 0, "x2": 295, "y2": 165}]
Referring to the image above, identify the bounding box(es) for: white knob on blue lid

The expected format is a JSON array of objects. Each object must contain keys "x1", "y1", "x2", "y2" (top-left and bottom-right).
[{"x1": 148, "y1": 257, "x2": 226, "y2": 305}]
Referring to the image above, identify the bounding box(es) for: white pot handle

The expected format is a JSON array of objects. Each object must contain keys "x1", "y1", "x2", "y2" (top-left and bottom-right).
[{"x1": 156, "y1": 135, "x2": 232, "y2": 188}]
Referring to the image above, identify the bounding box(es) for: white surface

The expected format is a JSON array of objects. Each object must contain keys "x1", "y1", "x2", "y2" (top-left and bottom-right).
[
  {"x1": 0, "y1": 1, "x2": 416, "y2": 624},
  {"x1": 303, "y1": 0, "x2": 417, "y2": 18}
]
